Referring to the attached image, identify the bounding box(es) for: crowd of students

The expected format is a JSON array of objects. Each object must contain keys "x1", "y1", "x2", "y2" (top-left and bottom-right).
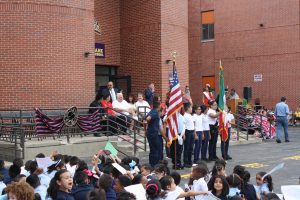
[{"x1": 0, "y1": 151, "x2": 284, "y2": 200}]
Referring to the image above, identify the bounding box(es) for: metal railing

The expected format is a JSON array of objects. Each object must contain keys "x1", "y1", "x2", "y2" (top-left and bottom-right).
[{"x1": 0, "y1": 107, "x2": 147, "y2": 159}]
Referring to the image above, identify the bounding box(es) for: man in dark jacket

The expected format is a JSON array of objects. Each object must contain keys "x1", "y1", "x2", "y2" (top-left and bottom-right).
[
  {"x1": 144, "y1": 83, "x2": 155, "y2": 106},
  {"x1": 71, "y1": 171, "x2": 94, "y2": 200},
  {"x1": 100, "y1": 81, "x2": 118, "y2": 103}
]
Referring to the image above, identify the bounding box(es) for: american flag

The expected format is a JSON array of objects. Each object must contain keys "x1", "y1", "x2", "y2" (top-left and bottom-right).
[{"x1": 166, "y1": 62, "x2": 183, "y2": 145}]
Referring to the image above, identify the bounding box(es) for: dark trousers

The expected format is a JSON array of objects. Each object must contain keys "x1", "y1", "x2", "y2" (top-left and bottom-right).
[
  {"x1": 147, "y1": 134, "x2": 160, "y2": 167},
  {"x1": 193, "y1": 131, "x2": 203, "y2": 162},
  {"x1": 158, "y1": 135, "x2": 164, "y2": 161},
  {"x1": 221, "y1": 127, "x2": 231, "y2": 157},
  {"x1": 184, "y1": 130, "x2": 195, "y2": 165},
  {"x1": 170, "y1": 139, "x2": 183, "y2": 166},
  {"x1": 201, "y1": 130, "x2": 210, "y2": 159},
  {"x1": 209, "y1": 124, "x2": 218, "y2": 159},
  {"x1": 165, "y1": 128, "x2": 170, "y2": 157},
  {"x1": 116, "y1": 115, "x2": 130, "y2": 134}
]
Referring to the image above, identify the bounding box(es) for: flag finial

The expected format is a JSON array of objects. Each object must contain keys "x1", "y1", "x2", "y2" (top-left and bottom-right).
[{"x1": 171, "y1": 51, "x2": 177, "y2": 62}]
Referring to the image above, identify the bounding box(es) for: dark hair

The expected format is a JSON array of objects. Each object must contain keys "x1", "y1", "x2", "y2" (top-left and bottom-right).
[
  {"x1": 95, "y1": 93, "x2": 102, "y2": 101},
  {"x1": 121, "y1": 157, "x2": 132, "y2": 165},
  {"x1": 12, "y1": 174, "x2": 26, "y2": 182},
  {"x1": 127, "y1": 94, "x2": 136, "y2": 103},
  {"x1": 132, "y1": 174, "x2": 143, "y2": 185},
  {"x1": 170, "y1": 171, "x2": 181, "y2": 186},
  {"x1": 103, "y1": 93, "x2": 110, "y2": 101},
  {"x1": 192, "y1": 164, "x2": 208, "y2": 179},
  {"x1": 153, "y1": 99, "x2": 160, "y2": 109},
  {"x1": 229, "y1": 195, "x2": 243, "y2": 200},
  {"x1": 13, "y1": 158, "x2": 24, "y2": 168},
  {"x1": 75, "y1": 160, "x2": 88, "y2": 172},
  {"x1": 63, "y1": 155, "x2": 71, "y2": 164},
  {"x1": 9, "y1": 164, "x2": 21, "y2": 179},
  {"x1": 47, "y1": 159, "x2": 65, "y2": 174},
  {"x1": 257, "y1": 172, "x2": 273, "y2": 192},
  {"x1": 116, "y1": 191, "x2": 136, "y2": 200},
  {"x1": 34, "y1": 193, "x2": 42, "y2": 200},
  {"x1": 210, "y1": 175, "x2": 230, "y2": 197},
  {"x1": 159, "y1": 176, "x2": 173, "y2": 190},
  {"x1": 233, "y1": 165, "x2": 245, "y2": 178},
  {"x1": 26, "y1": 174, "x2": 41, "y2": 188},
  {"x1": 99, "y1": 173, "x2": 113, "y2": 191},
  {"x1": 29, "y1": 161, "x2": 38, "y2": 174},
  {"x1": 209, "y1": 100, "x2": 216, "y2": 106},
  {"x1": 280, "y1": 96, "x2": 286, "y2": 102},
  {"x1": 192, "y1": 104, "x2": 199, "y2": 114},
  {"x1": 211, "y1": 159, "x2": 226, "y2": 176},
  {"x1": 242, "y1": 170, "x2": 251, "y2": 182},
  {"x1": 266, "y1": 193, "x2": 280, "y2": 200},
  {"x1": 118, "y1": 175, "x2": 132, "y2": 188},
  {"x1": 184, "y1": 102, "x2": 192, "y2": 112},
  {"x1": 86, "y1": 189, "x2": 106, "y2": 200},
  {"x1": 226, "y1": 174, "x2": 241, "y2": 188},
  {"x1": 74, "y1": 171, "x2": 88, "y2": 185},
  {"x1": 35, "y1": 153, "x2": 45, "y2": 158},
  {"x1": 146, "y1": 179, "x2": 162, "y2": 199},
  {"x1": 69, "y1": 156, "x2": 80, "y2": 167},
  {"x1": 154, "y1": 164, "x2": 169, "y2": 176},
  {"x1": 141, "y1": 164, "x2": 153, "y2": 172},
  {"x1": 200, "y1": 104, "x2": 207, "y2": 113},
  {"x1": 47, "y1": 169, "x2": 69, "y2": 199}
]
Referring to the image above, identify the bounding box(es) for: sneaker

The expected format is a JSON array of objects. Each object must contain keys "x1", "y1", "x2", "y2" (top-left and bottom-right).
[
  {"x1": 285, "y1": 139, "x2": 290, "y2": 142},
  {"x1": 276, "y1": 139, "x2": 282, "y2": 143},
  {"x1": 184, "y1": 164, "x2": 192, "y2": 168},
  {"x1": 226, "y1": 155, "x2": 232, "y2": 160}
]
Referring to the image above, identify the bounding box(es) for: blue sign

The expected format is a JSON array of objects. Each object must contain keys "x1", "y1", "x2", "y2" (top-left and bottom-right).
[{"x1": 95, "y1": 43, "x2": 105, "y2": 58}]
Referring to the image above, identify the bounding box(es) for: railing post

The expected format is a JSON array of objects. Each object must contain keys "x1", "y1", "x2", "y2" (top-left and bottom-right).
[
  {"x1": 67, "y1": 127, "x2": 70, "y2": 143},
  {"x1": 19, "y1": 109, "x2": 23, "y2": 128},
  {"x1": 14, "y1": 128, "x2": 17, "y2": 159},
  {"x1": 133, "y1": 121, "x2": 137, "y2": 157},
  {"x1": 21, "y1": 128, "x2": 25, "y2": 159},
  {"x1": 236, "y1": 113, "x2": 239, "y2": 141}
]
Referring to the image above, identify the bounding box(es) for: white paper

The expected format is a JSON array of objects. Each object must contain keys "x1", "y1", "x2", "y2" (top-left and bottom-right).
[
  {"x1": 262, "y1": 163, "x2": 284, "y2": 180},
  {"x1": 36, "y1": 157, "x2": 56, "y2": 169},
  {"x1": 281, "y1": 185, "x2": 300, "y2": 200},
  {"x1": 125, "y1": 184, "x2": 147, "y2": 200},
  {"x1": 112, "y1": 163, "x2": 127, "y2": 175}
]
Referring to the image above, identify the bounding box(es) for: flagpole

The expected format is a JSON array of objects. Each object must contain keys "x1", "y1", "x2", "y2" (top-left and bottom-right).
[
  {"x1": 172, "y1": 53, "x2": 177, "y2": 171},
  {"x1": 219, "y1": 60, "x2": 227, "y2": 160}
]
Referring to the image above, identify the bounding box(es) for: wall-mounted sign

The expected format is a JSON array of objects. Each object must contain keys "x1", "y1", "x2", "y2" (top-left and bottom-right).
[
  {"x1": 94, "y1": 20, "x2": 101, "y2": 35},
  {"x1": 95, "y1": 43, "x2": 105, "y2": 58},
  {"x1": 254, "y1": 74, "x2": 262, "y2": 82}
]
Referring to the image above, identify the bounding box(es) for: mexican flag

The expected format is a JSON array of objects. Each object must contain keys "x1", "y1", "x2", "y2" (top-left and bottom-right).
[{"x1": 218, "y1": 61, "x2": 228, "y2": 141}]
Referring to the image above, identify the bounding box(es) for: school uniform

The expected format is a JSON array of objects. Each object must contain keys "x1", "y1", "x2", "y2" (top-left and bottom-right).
[
  {"x1": 183, "y1": 112, "x2": 195, "y2": 167},
  {"x1": 193, "y1": 114, "x2": 203, "y2": 163},
  {"x1": 207, "y1": 108, "x2": 218, "y2": 160},
  {"x1": 146, "y1": 108, "x2": 161, "y2": 167},
  {"x1": 192, "y1": 177, "x2": 208, "y2": 200},
  {"x1": 221, "y1": 112, "x2": 234, "y2": 159},
  {"x1": 56, "y1": 190, "x2": 75, "y2": 200},
  {"x1": 201, "y1": 113, "x2": 210, "y2": 160}
]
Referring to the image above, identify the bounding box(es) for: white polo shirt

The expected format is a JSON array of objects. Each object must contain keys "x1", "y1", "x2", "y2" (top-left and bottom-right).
[
  {"x1": 201, "y1": 114, "x2": 210, "y2": 131},
  {"x1": 226, "y1": 112, "x2": 235, "y2": 128},
  {"x1": 134, "y1": 100, "x2": 151, "y2": 114},
  {"x1": 192, "y1": 177, "x2": 208, "y2": 200},
  {"x1": 184, "y1": 113, "x2": 195, "y2": 131},
  {"x1": 207, "y1": 108, "x2": 217, "y2": 125},
  {"x1": 193, "y1": 114, "x2": 203, "y2": 132}
]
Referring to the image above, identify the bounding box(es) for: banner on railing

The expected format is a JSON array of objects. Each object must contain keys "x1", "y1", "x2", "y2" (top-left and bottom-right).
[{"x1": 35, "y1": 108, "x2": 101, "y2": 135}]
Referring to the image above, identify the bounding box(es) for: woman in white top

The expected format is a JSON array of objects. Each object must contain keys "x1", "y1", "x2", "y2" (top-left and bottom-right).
[
  {"x1": 200, "y1": 105, "x2": 210, "y2": 161},
  {"x1": 207, "y1": 100, "x2": 220, "y2": 161}
]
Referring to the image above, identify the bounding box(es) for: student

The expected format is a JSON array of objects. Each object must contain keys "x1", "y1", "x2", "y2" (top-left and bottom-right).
[
  {"x1": 71, "y1": 171, "x2": 94, "y2": 200},
  {"x1": 207, "y1": 100, "x2": 220, "y2": 161},
  {"x1": 154, "y1": 164, "x2": 169, "y2": 181},
  {"x1": 221, "y1": 106, "x2": 235, "y2": 160},
  {"x1": 99, "y1": 173, "x2": 116, "y2": 200},
  {"x1": 28, "y1": 161, "x2": 51, "y2": 188},
  {"x1": 47, "y1": 169, "x2": 74, "y2": 200},
  {"x1": 183, "y1": 103, "x2": 196, "y2": 168},
  {"x1": 132, "y1": 174, "x2": 148, "y2": 187},
  {"x1": 114, "y1": 175, "x2": 132, "y2": 194},
  {"x1": 236, "y1": 169, "x2": 257, "y2": 200},
  {"x1": 5, "y1": 181, "x2": 35, "y2": 200},
  {"x1": 0, "y1": 174, "x2": 6, "y2": 196},
  {"x1": 46, "y1": 159, "x2": 66, "y2": 180},
  {"x1": 209, "y1": 175, "x2": 229, "y2": 200},
  {"x1": 141, "y1": 164, "x2": 154, "y2": 181},
  {"x1": 116, "y1": 191, "x2": 137, "y2": 200},
  {"x1": 193, "y1": 105, "x2": 203, "y2": 163},
  {"x1": 256, "y1": 172, "x2": 273, "y2": 200},
  {"x1": 170, "y1": 171, "x2": 185, "y2": 199},
  {"x1": 191, "y1": 164, "x2": 209, "y2": 200},
  {"x1": 146, "y1": 100, "x2": 161, "y2": 167},
  {"x1": 200, "y1": 105, "x2": 210, "y2": 161},
  {"x1": 26, "y1": 174, "x2": 47, "y2": 200},
  {"x1": 146, "y1": 179, "x2": 164, "y2": 200},
  {"x1": 226, "y1": 174, "x2": 241, "y2": 197},
  {"x1": 160, "y1": 176, "x2": 208, "y2": 200}
]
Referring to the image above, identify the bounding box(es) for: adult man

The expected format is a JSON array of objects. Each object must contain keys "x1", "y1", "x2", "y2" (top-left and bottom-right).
[
  {"x1": 101, "y1": 81, "x2": 118, "y2": 103},
  {"x1": 112, "y1": 93, "x2": 132, "y2": 133},
  {"x1": 274, "y1": 96, "x2": 290, "y2": 143},
  {"x1": 144, "y1": 83, "x2": 155, "y2": 106},
  {"x1": 229, "y1": 88, "x2": 239, "y2": 100}
]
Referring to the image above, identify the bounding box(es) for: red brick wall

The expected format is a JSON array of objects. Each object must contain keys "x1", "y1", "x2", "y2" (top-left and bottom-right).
[
  {"x1": 95, "y1": 0, "x2": 120, "y2": 66},
  {"x1": 120, "y1": 1, "x2": 162, "y2": 98},
  {"x1": 0, "y1": 0, "x2": 95, "y2": 109},
  {"x1": 189, "y1": 0, "x2": 300, "y2": 110},
  {"x1": 161, "y1": 0, "x2": 189, "y2": 100}
]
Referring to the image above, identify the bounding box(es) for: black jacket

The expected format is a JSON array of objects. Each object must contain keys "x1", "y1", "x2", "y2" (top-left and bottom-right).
[{"x1": 71, "y1": 184, "x2": 94, "y2": 200}]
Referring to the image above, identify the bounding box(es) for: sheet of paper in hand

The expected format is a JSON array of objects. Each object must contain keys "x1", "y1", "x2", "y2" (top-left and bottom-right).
[
  {"x1": 125, "y1": 184, "x2": 147, "y2": 200},
  {"x1": 36, "y1": 157, "x2": 56, "y2": 169},
  {"x1": 112, "y1": 163, "x2": 127, "y2": 175},
  {"x1": 105, "y1": 141, "x2": 118, "y2": 157},
  {"x1": 281, "y1": 185, "x2": 300, "y2": 200}
]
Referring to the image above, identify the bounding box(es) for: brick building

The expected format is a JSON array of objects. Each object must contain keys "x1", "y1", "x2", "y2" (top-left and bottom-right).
[{"x1": 1, "y1": 0, "x2": 299, "y2": 110}]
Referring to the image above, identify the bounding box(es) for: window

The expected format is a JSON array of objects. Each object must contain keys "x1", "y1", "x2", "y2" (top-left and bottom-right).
[{"x1": 201, "y1": 11, "x2": 214, "y2": 41}]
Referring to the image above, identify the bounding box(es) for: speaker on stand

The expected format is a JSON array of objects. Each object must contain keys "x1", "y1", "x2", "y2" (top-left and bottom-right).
[{"x1": 243, "y1": 87, "x2": 252, "y2": 100}]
